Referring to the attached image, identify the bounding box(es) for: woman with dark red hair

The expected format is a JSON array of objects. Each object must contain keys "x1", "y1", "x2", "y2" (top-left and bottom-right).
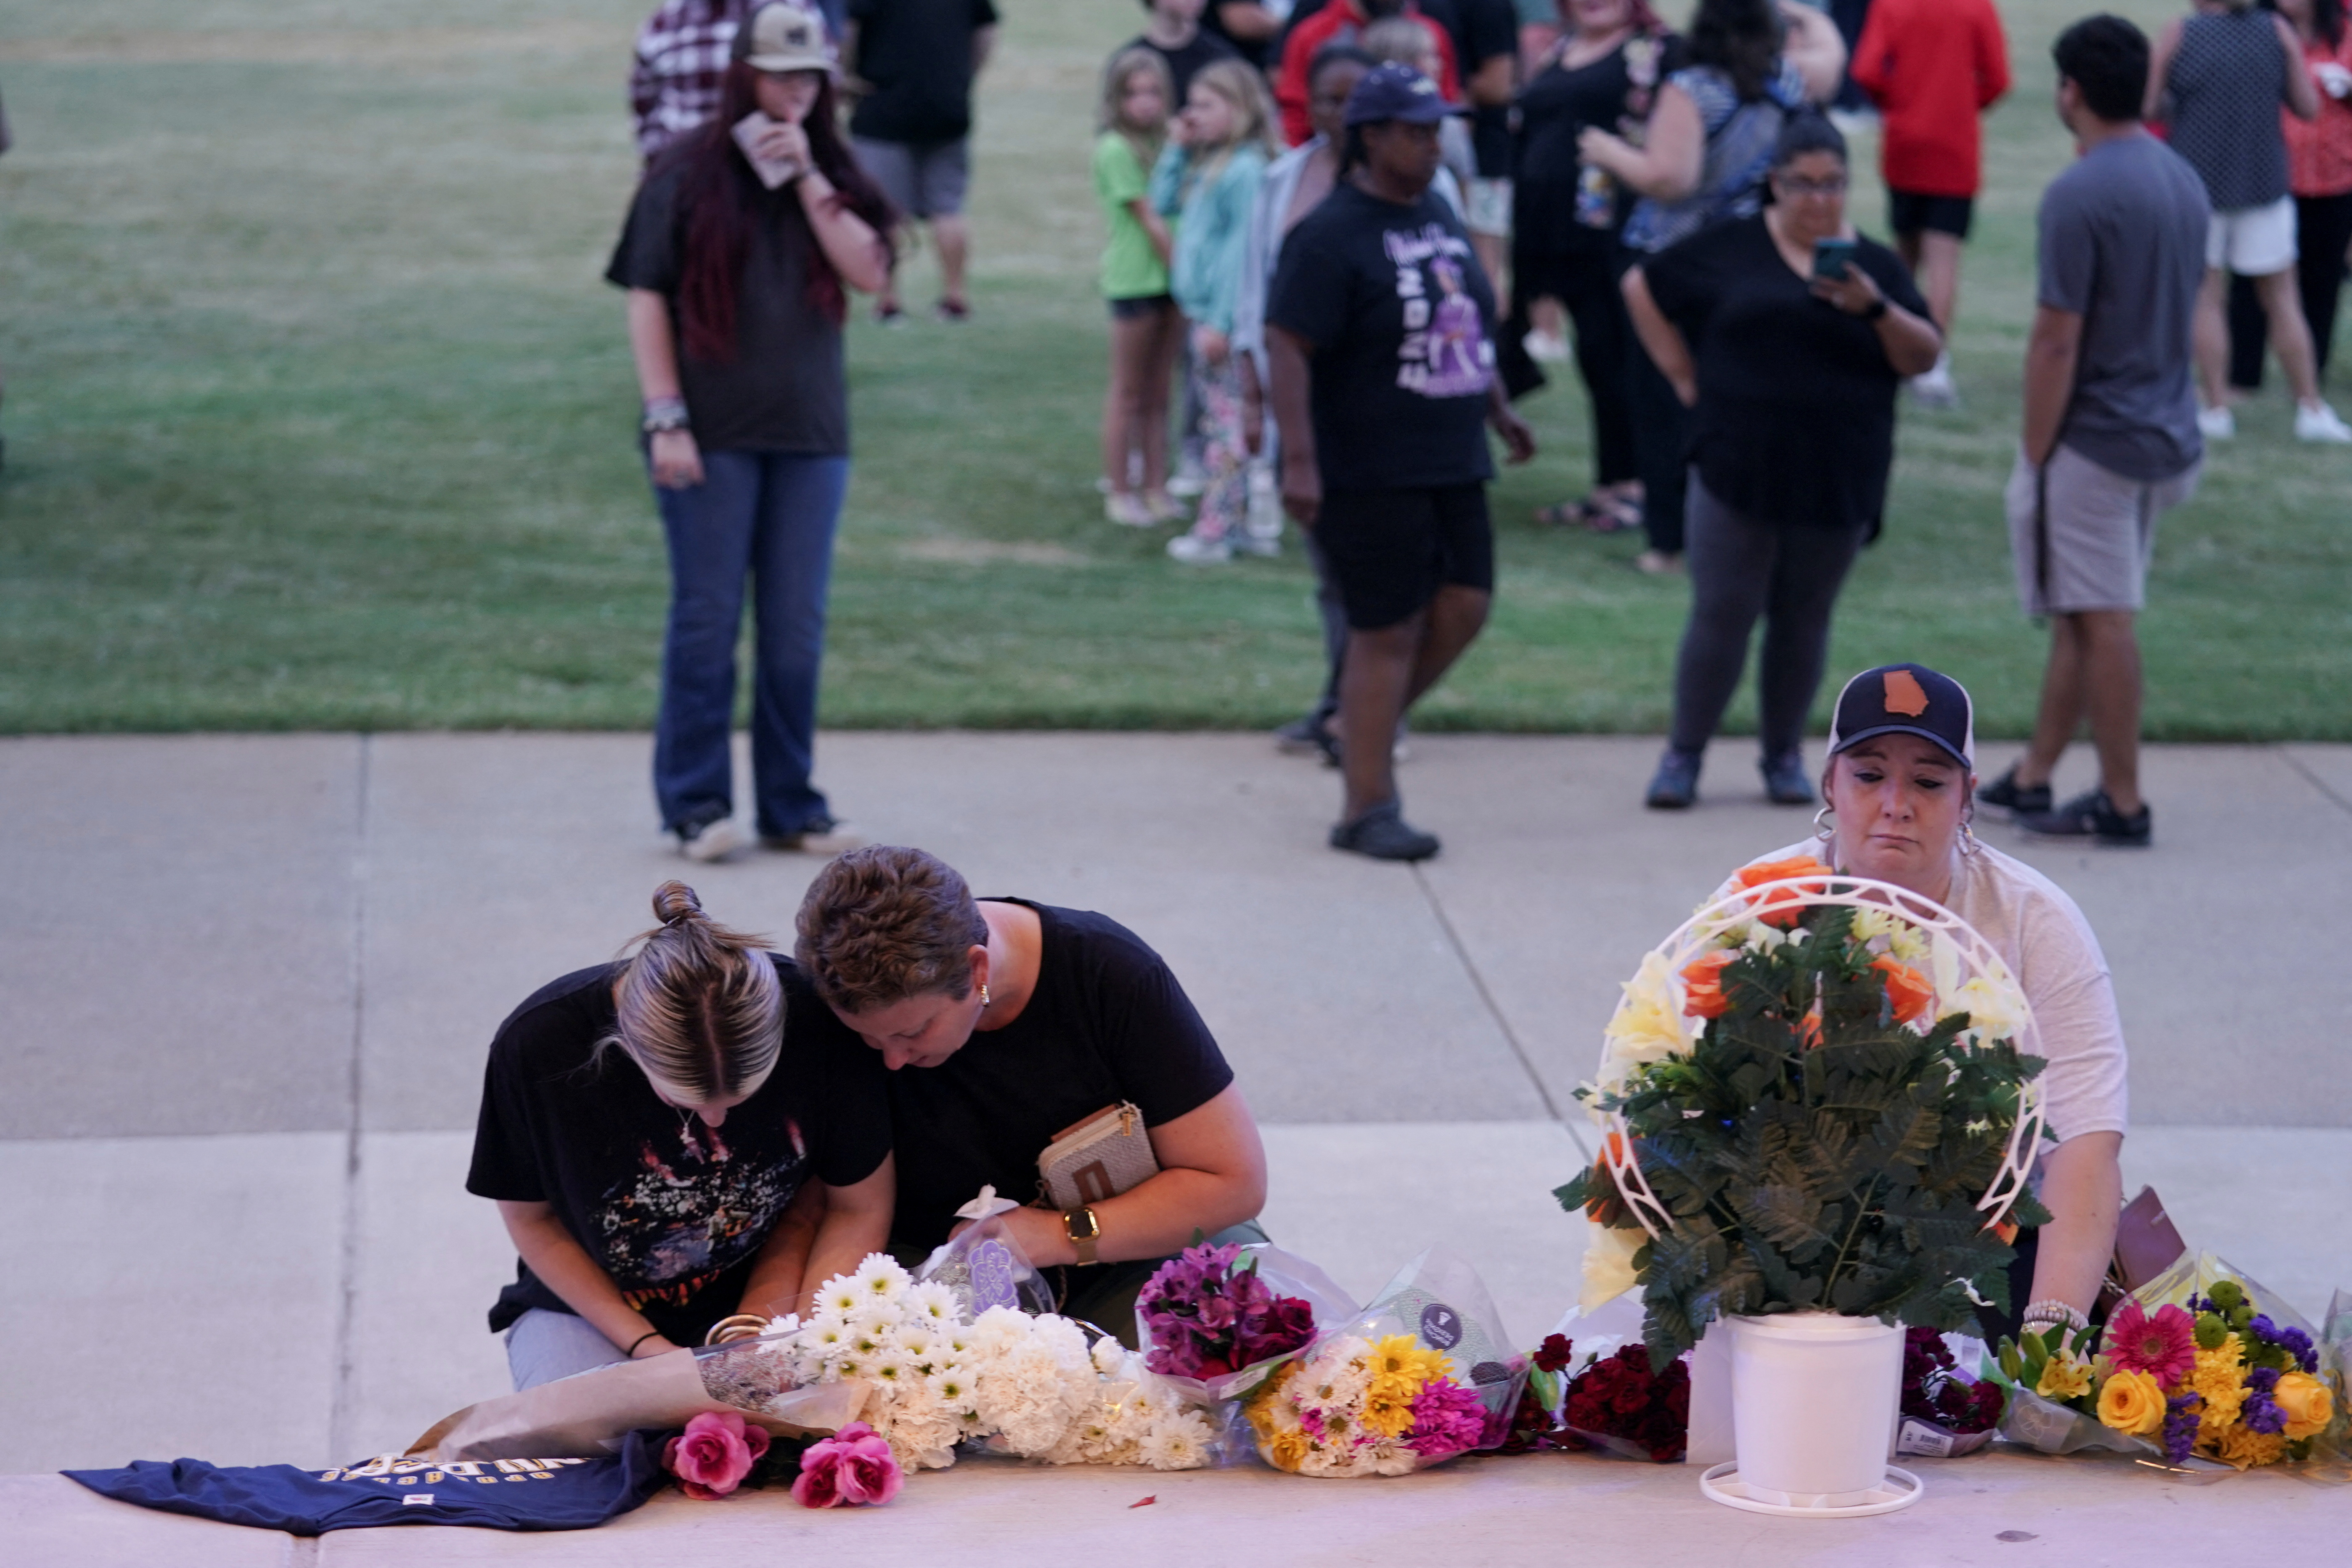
[{"x1": 609, "y1": 2, "x2": 895, "y2": 863}]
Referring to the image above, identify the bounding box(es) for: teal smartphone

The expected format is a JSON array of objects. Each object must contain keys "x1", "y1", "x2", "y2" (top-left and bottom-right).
[{"x1": 1811, "y1": 238, "x2": 1857, "y2": 282}]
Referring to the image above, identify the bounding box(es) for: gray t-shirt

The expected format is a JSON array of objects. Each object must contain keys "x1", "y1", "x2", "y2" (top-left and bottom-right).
[{"x1": 2037, "y1": 132, "x2": 2209, "y2": 482}]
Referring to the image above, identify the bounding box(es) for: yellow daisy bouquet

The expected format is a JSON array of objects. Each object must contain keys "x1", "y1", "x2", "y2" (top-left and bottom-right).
[{"x1": 1242, "y1": 1248, "x2": 1526, "y2": 1477}]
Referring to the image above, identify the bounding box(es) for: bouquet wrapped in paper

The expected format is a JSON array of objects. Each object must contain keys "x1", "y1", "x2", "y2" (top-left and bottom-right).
[
  {"x1": 1996, "y1": 1255, "x2": 2337, "y2": 1469},
  {"x1": 1244, "y1": 1248, "x2": 1525, "y2": 1477},
  {"x1": 1136, "y1": 1241, "x2": 1355, "y2": 1403},
  {"x1": 776, "y1": 1250, "x2": 1224, "y2": 1473}
]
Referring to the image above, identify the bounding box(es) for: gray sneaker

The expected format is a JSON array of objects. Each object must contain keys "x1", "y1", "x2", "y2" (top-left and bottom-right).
[{"x1": 1329, "y1": 800, "x2": 1440, "y2": 861}]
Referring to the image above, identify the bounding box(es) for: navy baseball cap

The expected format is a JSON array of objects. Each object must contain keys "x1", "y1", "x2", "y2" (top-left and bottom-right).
[
  {"x1": 1826, "y1": 664, "x2": 1976, "y2": 769},
  {"x1": 1343, "y1": 61, "x2": 1463, "y2": 127}
]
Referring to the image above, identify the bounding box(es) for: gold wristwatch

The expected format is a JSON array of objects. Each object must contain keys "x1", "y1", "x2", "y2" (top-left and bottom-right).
[{"x1": 1063, "y1": 1205, "x2": 1101, "y2": 1266}]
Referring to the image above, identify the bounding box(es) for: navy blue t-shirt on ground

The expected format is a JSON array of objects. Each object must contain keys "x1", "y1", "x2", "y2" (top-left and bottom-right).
[{"x1": 64, "y1": 1433, "x2": 668, "y2": 1535}]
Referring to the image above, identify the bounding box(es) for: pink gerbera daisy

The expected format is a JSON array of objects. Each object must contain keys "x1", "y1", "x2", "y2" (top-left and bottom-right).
[{"x1": 2103, "y1": 1300, "x2": 2196, "y2": 1388}]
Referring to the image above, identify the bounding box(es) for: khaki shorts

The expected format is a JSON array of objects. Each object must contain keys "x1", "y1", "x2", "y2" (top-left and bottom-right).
[{"x1": 2005, "y1": 444, "x2": 2199, "y2": 616}]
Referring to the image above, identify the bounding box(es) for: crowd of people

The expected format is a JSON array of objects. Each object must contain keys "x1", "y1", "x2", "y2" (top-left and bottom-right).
[{"x1": 611, "y1": 0, "x2": 2349, "y2": 871}]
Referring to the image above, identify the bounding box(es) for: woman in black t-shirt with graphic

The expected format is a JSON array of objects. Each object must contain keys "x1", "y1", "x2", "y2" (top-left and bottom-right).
[
  {"x1": 467, "y1": 880, "x2": 895, "y2": 1390},
  {"x1": 1266, "y1": 63, "x2": 1535, "y2": 863},
  {"x1": 794, "y1": 845, "x2": 1269, "y2": 1343},
  {"x1": 607, "y1": 4, "x2": 894, "y2": 864},
  {"x1": 1621, "y1": 113, "x2": 1940, "y2": 813},
  {"x1": 1514, "y1": 0, "x2": 1680, "y2": 535}
]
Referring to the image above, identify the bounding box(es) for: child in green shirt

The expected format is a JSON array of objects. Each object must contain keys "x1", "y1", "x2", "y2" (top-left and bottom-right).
[{"x1": 1095, "y1": 48, "x2": 1183, "y2": 527}]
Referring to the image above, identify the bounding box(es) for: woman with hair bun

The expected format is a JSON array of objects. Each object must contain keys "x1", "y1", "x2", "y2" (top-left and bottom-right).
[{"x1": 467, "y1": 880, "x2": 894, "y2": 1390}]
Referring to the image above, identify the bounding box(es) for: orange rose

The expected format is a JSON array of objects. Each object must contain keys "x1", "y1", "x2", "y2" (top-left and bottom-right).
[
  {"x1": 1735, "y1": 856, "x2": 1833, "y2": 929},
  {"x1": 1871, "y1": 956, "x2": 1934, "y2": 1025},
  {"x1": 1681, "y1": 951, "x2": 1737, "y2": 1018}
]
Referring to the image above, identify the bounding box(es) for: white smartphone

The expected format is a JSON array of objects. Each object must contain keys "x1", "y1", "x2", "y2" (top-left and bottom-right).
[{"x1": 730, "y1": 112, "x2": 807, "y2": 190}]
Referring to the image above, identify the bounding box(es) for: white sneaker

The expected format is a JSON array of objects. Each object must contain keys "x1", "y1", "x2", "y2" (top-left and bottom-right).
[
  {"x1": 1909, "y1": 355, "x2": 1957, "y2": 409},
  {"x1": 676, "y1": 817, "x2": 748, "y2": 863},
  {"x1": 764, "y1": 819, "x2": 869, "y2": 856},
  {"x1": 1522, "y1": 327, "x2": 1570, "y2": 364},
  {"x1": 1165, "y1": 466, "x2": 1207, "y2": 498},
  {"x1": 1166, "y1": 532, "x2": 1231, "y2": 564},
  {"x1": 1104, "y1": 492, "x2": 1153, "y2": 527},
  {"x1": 2294, "y1": 401, "x2": 2352, "y2": 443},
  {"x1": 2197, "y1": 405, "x2": 2237, "y2": 440}
]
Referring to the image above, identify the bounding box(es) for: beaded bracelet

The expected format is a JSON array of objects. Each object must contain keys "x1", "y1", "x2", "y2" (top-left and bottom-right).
[{"x1": 2020, "y1": 1299, "x2": 2089, "y2": 1333}]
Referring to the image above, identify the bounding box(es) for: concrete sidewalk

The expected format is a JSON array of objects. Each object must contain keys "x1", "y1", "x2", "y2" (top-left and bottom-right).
[{"x1": 3, "y1": 732, "x2": 2349, "y2": 1488}]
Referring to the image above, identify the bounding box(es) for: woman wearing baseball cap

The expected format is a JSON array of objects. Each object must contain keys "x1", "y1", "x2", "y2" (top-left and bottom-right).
[
  {"x1": 1714, "y1": 662, "x2": 2129, "y2": 1342},
  {"x1": 1262, "y1": 62, "x2": 1536, "y2": 861},
  {"x1": 607, "y1": 3, "x2": 896, "y2": 863}
]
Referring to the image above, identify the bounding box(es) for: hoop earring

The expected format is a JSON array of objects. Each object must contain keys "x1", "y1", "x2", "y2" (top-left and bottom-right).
[{"x1": 1812, "y1": 805, "x2": 1836, "y2": 842}]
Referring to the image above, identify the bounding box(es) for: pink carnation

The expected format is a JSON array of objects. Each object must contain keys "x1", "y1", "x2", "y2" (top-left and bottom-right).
[
  {"x1": 662, "y1": 1410, "x2": 769, "y2": 1500},
  {"x1": 791, "y1": 1422, "x2": 903, "y2": 1509},
  {"x1": 2104, "y1": 1300, "x2": 2197, "y2": 1388},
  {"x1": 1404, "y1": 1377, "x2": 1489, "y2": 1460}
]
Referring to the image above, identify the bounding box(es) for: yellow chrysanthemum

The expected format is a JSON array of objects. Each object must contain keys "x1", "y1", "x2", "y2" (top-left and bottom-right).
[
  {"x1": 1361, "y1": 1386, "x2": 1416, "y2": 1439},
  {"x1": 1265, "y1": 1427, "x2": 1312, "y2": 1472},
  {"x1": 2211, "y1": 1425, "x2": 2287, "y2": 1470},
  {"x1": 2188, "y1": 1339, "x2": 2247, "y2": 1433},
  {"x1": 1369, "y1": 1335, "x2": 1450, "y2": 1391},
  {"x1": 1245, "y1": 1365, "x2": 1298, "y2": 1438}
]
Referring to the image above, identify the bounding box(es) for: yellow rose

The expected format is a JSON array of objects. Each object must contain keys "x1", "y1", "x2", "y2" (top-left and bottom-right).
[
  {"x1": 2036, "y1": 1351, "x2": 2094, "y2": 1401},
  {"x1": 2097, "y1": 1369, "x2": 2167, "y2": 1437},
  {"x1": 2275, "y1": 1371, "x2": 2333, "y2": 1441}
]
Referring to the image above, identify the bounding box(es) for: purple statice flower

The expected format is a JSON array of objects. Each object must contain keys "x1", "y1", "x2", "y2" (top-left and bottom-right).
[
  {"x1": 2242, "y1": 1367, "x2": 2287, "y2": 1435},
  {"x1": 2277, "y1": 1325, "x2": 2319, "y2": 1373},
  {"x1": 1404, "y1": 1378, "x2": 1490, "y2": 1460},
  {"x1": 2162, "y1": 1393, "x2": 2201, "y2": 1465}
]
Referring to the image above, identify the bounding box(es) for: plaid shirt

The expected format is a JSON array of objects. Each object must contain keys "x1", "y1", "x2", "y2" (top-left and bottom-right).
[{"x1": 630, "y1": 0, "x2": 757, "y2": 160}]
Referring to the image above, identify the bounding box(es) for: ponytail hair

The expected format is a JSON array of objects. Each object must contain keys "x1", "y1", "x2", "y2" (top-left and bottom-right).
[{"x1": 601, "y1": 880, "x2": 785, "y2": 1102}]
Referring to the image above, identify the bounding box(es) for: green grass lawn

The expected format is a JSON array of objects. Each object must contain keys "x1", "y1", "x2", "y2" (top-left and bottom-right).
[{"x1": 1, "y1": 0, "x2": 2345, "y2": 738}]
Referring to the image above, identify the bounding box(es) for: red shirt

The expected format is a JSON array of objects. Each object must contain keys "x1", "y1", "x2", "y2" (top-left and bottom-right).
[
  {"x1": 2286, "y1": 32, "x2": 2352, "y2": 196},
  {"x1": 1274, "y1": 1, "x2": 1460, "y2": 147},
  {"x1": 1849, "y1": 0, "x2": 2010, "y2": 198}
]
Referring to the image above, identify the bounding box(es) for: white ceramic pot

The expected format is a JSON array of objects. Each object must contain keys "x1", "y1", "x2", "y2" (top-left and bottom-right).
[{"x1": 1723, "y1": 1311, "x2": 1903, "y2": 1507}]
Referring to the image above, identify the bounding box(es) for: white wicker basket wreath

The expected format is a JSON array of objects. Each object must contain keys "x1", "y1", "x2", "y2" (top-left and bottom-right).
[{"x1": 1594, "y1": 873, "x2": 2044, "y2": 1242}]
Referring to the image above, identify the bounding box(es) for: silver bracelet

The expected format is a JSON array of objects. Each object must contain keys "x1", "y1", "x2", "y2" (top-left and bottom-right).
[
  {"x1": 2021, "y1": 1299, "x2": 2089, "y2": 1333},
  {"x1": 641, "y1": 395, "x2": 690, "y2": 434}
]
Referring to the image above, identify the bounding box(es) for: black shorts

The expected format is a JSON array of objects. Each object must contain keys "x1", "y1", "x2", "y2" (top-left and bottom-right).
[
  {"x1": 1887, "y1": 188, "x2": 1974, "y2": 240},
  {"x1": 1108, "y1": 293, "x2": 1175, "y2": 322},
  {"x1": 1314, "y1": 483, "x2": 1494, "y2": 630}
]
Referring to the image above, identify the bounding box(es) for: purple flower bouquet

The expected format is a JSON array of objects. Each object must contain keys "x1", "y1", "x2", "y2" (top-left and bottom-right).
[{"x1": 1136, "y1": 1243, "x2": 1355, "y2": 1403}]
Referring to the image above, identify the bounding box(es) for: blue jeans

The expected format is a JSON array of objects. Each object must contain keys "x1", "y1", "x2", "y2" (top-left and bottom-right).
[
  {"x1": 504, "y1": 1307, "x2": 632, "y2": 1391},
  {"x1": 651, "y1": 450, "x2": 850, "y2": 837}
]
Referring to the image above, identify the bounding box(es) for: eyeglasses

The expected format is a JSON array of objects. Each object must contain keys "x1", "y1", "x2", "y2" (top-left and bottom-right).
[{"x1": 1775, "y1": 175, "x2": 1848, "y2": 196}]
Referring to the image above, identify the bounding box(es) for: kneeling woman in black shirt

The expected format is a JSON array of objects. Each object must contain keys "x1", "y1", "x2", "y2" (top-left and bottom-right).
[
  {"x1": 1266, "y1": 62, "x2": 1536, "y2": 863},
  {"x1": 1621, "y1": 111, "x2": 1941, "y2": 813},
  {"x1": 468, "y1": 881, "x2": 894, "y2": 1389},
  {"x1": 794, "y1": 846, "x2": 1269, "y2": 1343}
]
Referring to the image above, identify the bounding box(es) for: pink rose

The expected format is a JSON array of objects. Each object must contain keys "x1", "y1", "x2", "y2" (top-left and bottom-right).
[
  {"x1": 791, "y1": 1422, "x2": 904, "y2": 1509},
  {"x1": 662, "y1": 1410, "x2": 770, "y2": 1500}
]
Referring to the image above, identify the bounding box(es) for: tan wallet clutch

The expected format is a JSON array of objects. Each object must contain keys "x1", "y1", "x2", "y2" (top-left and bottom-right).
[{"x1": 1038, "y1": 1101, "x2": 1158, "y2": 1210}]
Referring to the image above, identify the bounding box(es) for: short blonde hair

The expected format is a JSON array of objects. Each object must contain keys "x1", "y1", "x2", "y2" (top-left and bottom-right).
[{"x1": 605, "y1": 881, "x2": 783, "y2": 1102}]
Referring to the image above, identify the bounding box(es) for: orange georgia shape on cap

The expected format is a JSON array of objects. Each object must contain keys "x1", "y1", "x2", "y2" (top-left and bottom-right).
[{"x1": 1882, "y1": 668, "x2": 1931, "y2": 717}]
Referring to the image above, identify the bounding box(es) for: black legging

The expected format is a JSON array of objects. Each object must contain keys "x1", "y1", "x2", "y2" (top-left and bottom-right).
[
  {"x1": 1515, "y1": 236, "x2": 1640, "y2": 488},
  {"x1": 1626, "y1": 348, "x2": 1692, "y2": 555},
  {"x1": 2225, "y1": 189, "x2": 2352, "y2": 390},
  {"x1": 1669, "y1": 473, "x2": 1866, "y2": 759}
]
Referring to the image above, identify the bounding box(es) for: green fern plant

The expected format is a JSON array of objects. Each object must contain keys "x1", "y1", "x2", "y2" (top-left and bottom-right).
[{"x1": 1557, "y1": 904, "x2": 2050, "y2": 1363}]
